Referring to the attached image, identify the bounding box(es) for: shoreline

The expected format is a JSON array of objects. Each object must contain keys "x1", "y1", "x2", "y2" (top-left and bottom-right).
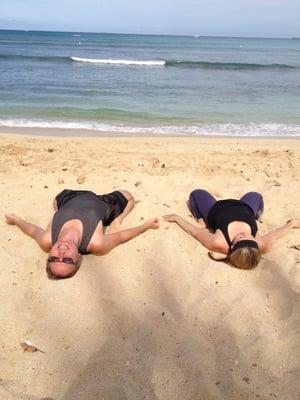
[{"x1": 1, "y1": 126, "x2": 300, "y2": 140}]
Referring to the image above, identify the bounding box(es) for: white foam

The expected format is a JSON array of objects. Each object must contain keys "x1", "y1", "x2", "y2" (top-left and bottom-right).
[
  {"x1": 70, "y1": 56, "x2": 166, "y2": 66},
  {"x1": 0, "y1": 119, "x2": 299, "y2": 137}
]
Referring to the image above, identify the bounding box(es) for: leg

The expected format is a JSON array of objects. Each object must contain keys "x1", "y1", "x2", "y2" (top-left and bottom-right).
[
  {"x1": 105, "y1": 190, "x2": 134, "y2": 233},
  {"x1": 188, "y1": 189, "x2": 217, "y2": 223},
  {"x1": 114, "y1": 190, "x2": 135, "y2": 225},
  {"x1": 54, "y1": 189, "x2": 84, "y2": 210},
  {"x1": 240, "y1": 192, "x2": 264, "y2": 220},
  {"x1": 53, "y1": 198, "x2": 58, "y2": 211}
]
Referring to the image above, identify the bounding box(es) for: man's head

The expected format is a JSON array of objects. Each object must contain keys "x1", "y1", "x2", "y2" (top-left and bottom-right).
[{"x1": 46, "y1": 240, "x2": 82, "y2": 279}]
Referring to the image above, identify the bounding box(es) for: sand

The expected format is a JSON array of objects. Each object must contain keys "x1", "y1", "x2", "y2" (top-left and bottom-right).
[{"x1": 0, "y1": 132, "x2": 299, "y2": 400}]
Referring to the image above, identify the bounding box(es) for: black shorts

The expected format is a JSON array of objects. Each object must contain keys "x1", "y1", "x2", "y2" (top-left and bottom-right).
[{"x1": 55, "y1": 189, "x2": 128, "y2": 226}]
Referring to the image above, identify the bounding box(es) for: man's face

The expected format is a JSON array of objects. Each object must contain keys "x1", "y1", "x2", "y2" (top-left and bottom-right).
[{"x1": 47, "y1": 241, "x2": 80, "y2": 278}]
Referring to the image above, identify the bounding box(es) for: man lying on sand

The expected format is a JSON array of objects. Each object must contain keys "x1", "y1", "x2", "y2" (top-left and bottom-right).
[
  {"x1": 164, "y1": 188, "x2": 299, "y2": 270},
  {"x1": 5, "y1": 189, "x2": 160, "y2": 279}
]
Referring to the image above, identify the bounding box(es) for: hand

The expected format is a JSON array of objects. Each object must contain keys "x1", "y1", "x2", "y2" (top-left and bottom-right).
[
  {"x1": 5, "y1": 213, "x2": 19, "y2": 225},
  {"x1": 163, "y1": 214, "x2": 178, "y2": 223},
  {"x1": 287, "y1": 218, "x2": 300, "y2": 229},
  {"x1": 146, "y1": 218, "x2": 160, "y2": 230}
]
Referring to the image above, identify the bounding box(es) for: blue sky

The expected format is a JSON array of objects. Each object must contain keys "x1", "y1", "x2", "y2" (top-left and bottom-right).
[{"x1": 1, "y1": 0, "x2": 300, "y2": 38}]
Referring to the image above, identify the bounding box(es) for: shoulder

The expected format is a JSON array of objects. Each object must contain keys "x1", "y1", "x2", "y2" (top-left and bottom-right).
[
  {"x1": 255, "y1": 234, "x2": 271, "y2": 254},
  {"x1": 87, "y1": 234, "x2": 105, "y2": 255},
  {"x1": 38, "y1": 233, "x2": 52, "y2": 252},
  {"x1": 194, "y1": 228, "x2": 227, "y2": 253},
  {"x1": 210, "y1": 231, "x2": 228, "y2": 253}
]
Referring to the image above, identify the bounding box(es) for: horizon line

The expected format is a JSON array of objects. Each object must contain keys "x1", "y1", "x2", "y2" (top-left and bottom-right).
[{"x1": 0, "y1": 28, "x2": 297, "y2": 41}]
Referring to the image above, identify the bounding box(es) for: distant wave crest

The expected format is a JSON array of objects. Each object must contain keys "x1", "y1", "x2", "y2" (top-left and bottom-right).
[
  {"x1": 1, "y1": 54, "x2": 297, "y2": 70},
  {"x1": 70, "y1": 56, "x2": 165, "y2": 66}
]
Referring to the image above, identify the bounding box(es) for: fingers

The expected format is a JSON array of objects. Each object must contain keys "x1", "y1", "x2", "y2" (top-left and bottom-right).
[
  {"x1": 151, "y1": 217, "x2": 160, "y2": 229},
  {"x1": 287, "y1": 218, "x2": 300, "y2": 229},
  {"x1": 146, "y1": 217, "x2": 160, "y2": 229},
  {"x1": 5, "y1": 213, "x2": 17, "y2": 225},
  {"x1": 162, "y1": 214, "x2": 177, "y2": 222}
]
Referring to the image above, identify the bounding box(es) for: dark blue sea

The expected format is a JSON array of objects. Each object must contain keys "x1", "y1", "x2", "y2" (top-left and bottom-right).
[{"x1": 1, "y1": 30, "x2": 300, "y2": 136}]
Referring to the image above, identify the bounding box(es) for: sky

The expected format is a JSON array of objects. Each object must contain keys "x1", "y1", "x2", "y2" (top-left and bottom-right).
[{"x1": 1, "y1": 0, "x2": 300, "y2": 38}]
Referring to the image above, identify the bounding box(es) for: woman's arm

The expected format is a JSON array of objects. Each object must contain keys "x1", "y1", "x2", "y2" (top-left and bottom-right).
[
  {"x1": 5, "y1": 213, "x2": 51, "y2": 251},
  {"x1": 163, "y1": 214, "x2": 218, "y2": 251},
  {"x1": 257, "y1": 218, "x2": 300, "y2": 253},
  {"x1": 92, "y1": 218, "x2": 160, "y2": 255}
]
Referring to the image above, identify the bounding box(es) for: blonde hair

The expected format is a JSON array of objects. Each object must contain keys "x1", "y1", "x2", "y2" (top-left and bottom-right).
[{"x1": 209, "y1": 246, "x2": 261, "y2": 270}]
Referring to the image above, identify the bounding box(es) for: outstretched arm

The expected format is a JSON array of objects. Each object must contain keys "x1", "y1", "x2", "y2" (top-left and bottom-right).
[
  {"x1": 257, "y1": 218, "x2": 300, "y2": 253},
  {"x1": 5, "y1": 213, "x2": 50, "y2": 251},
  {"x1": 163, "y1": 214, "x2": 217, "y2": 251},
  {"x1": 93, "y1": 218, "x2": 160, "y2": 255}
]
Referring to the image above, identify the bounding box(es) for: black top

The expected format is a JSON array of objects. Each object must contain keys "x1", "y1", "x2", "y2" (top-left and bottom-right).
[
  {"x1": 207, "y1": 199, "x2": 257, "y2": 247},
  {"x1": 52, "y1": 192, "x2": 108, "y2": 255}
]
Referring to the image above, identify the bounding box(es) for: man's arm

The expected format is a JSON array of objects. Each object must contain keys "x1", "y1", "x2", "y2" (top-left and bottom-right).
[
  {"x1": 257, "y1": 218, "x2": 300, "y2": 253},
  {"x1": 92, "y1": 218, "x2": 160, "y2": 255},
  {"x1": 163, "y1": 214, "x2": 218, "y2": 251},
  {"x1": 5, "y1": 213, "x2": 51, "y2": 252}
]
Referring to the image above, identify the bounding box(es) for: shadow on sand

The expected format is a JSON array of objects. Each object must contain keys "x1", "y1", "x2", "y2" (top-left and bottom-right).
[{"x1": 60, "y1": 242, "x2": 295, "y2": 400}]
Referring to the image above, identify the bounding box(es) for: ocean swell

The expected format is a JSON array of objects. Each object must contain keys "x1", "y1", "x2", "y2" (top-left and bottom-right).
[
  {"x1": 70, "y1": 56, "x2": 165, "y2": 66},
  {"x1": 0, "y1": 54, "x2": 297, "y2": 70},
  {"x1": 165, "y1": 60, "x2": 297, "y2": 70}
]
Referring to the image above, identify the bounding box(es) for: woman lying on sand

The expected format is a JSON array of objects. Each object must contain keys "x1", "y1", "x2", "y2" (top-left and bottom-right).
[
  {"x1": 5, "y1": 189, "x2": 159, "y2": 279},
  {"x1": 164, "y1": 189, "x2": 299, "y2": 270}
]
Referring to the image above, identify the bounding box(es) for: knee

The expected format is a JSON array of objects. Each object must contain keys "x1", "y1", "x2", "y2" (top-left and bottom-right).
[
  {"x1": 243, "y1": 191, "x2": 263, "y2": 200},
  {"x1": 120, "y1": 190, "x2": 135, "y2": 203},
  {"x1": 189, "y1": 189, "x2": 207, "y2": 199},
  {"x1": 189, "y1": 189, "x2": 200, "y2": 198}
]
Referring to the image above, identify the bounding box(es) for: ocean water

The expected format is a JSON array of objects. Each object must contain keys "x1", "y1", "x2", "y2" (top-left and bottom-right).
[{"x1": 0, "y1": 29, "x2": 300, "y2": 137}]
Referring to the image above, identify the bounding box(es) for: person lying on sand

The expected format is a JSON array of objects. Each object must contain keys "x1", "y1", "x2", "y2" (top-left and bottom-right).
[
  {"x1": 164, "y1": 189, "x2": 299, "y2": 270},
  {"x1": 5, "y1": 189, "x2": 159, "y2": 279}
]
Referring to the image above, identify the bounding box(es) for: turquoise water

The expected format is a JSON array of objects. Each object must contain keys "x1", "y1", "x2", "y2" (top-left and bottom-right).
[{"x1": 0, "y1": 30, "x2": 300, "y2": 136}]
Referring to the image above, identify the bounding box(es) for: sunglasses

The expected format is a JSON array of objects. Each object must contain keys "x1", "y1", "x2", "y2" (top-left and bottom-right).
[{"x1": 47, "y1": 256, "x2": 76, "y2": 265}]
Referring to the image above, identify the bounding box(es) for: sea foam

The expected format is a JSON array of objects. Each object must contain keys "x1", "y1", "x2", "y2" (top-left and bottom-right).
[
  {"x1": 70, "y1": 57, "x2": 165, "y2": 66},
  {"x1": 0, "y1": 119, "x2": 299, "y2": 137}
]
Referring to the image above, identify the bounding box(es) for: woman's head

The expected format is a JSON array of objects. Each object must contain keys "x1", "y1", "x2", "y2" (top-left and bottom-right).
[
  {"x1": 227, "y1": 242, "x2": 261, "y2": 269},
  {"x1": 209, "y1": 239, "x2": 261, "y2": 270}
]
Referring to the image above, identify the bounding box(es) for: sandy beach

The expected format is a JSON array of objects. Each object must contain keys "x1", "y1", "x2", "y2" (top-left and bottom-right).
[{"x1": 0, "y1": 132, "x2": 299, "y2": 400}]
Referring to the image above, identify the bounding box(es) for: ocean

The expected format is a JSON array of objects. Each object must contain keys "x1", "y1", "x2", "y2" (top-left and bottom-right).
[{"x1": 0, "y1": 29, "x2": 300, "y2": 137}]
